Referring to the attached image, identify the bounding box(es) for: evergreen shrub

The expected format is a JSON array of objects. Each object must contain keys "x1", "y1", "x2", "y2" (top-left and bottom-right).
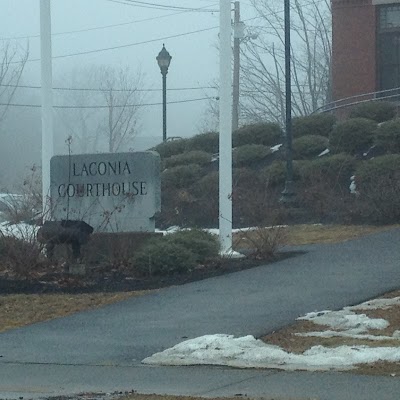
[
  {"x1": 233, "y1": 144, "x2": 271, "y2": 167},
  {"x1": 349, "y1": 101, "x2": 396, "y2": 123},
  {"x1": 162, "y1": 164, "x2": 203, "y2": 189},
  {"x1": 232, "y1": 122, "x2": 282, "y2": 147},
  {"x1": 133, "y1": 230, "x2": 220, "y2": 275},
  {"x1": 186, "y1": 131, "x2": 219, "y2": 154},
  {"x1": 356, "y1": 154, "x2": 400, "y2": 183},
  {"x1": 292, "y1": 135, "x2": 329, "y2": 159},
  {"x1": 261, "y1": 160, "x2": 303, "y2": 186},
  {"x1": 164, "y1": 151, "x2": 212, "y2": 169},
  {"x1": 329, "y1": 118, "x2": 377, "y2": 154},
  {"x1": 354, "y1": 155, "x2": 400, "y2": 223},
  {"x1": 292, "y1": 113, "x2": 336, "y2": 138},
  {"x1": 133, "y1": 239, "x2": 196, "y2": 276},
  {"x1": 299, "y1": 153, "x2": 356, "y2": 184},
  {"x1": 164, "y1": 229, "x2": 220, "y2": 263},
  {"x1": 375, "y1": 119, "x2": 400, "y2": 153},
  {"x1": 154, "y1": 138, "x2": 188, "y2": 158}
]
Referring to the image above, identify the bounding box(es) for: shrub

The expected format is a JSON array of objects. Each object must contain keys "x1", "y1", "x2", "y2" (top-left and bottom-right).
[
  {"x1": 0, "y1": 234, "x2": 43, "y2": 277},
  {"x1": 356, "y1": 154, "x2": 400, "y2": 184},
  {"x1": 186, "y1": 131, "x2": 219, "y2": 154},
  {"x1": 299, "y1": 153, "x2": 356, "y2": 185},
  {"x1": 375, "y1": 119, "x2": 400, "y2": 153},
  {"x1": 233, "y1": 123, "x2": 282, "y2": 147},
  {"x1": 329, "y1": 118, "x2": 377, "y2": 154},
  {"x1": 188, "y1": 172, "x2": 219, "y2": 228},
  {"x1": 349, "y1": 101, "x2": 396, "y2": 123},
  {"x1": 233, "y1": 167, "x2": 262, "y2": 188},
  {"x1": 354, "y1": 155, "x2": 400, "y2": 223},
  {"x1": 234, "y1": 226, "x2": 287, "y2": 260},
  {"x1": 164, "y1": 229, "x2": 220, "y2": 263},
  {"x1": 164, "y1": 151, "x2": 212, "y2": 169},
  {"x1": 292, "y1": 135, "x2": 329, "y2": 160},
  {"x1": 133, "y1": 239, "x2": 196, "y2": 276},
  {"x1": 153, "y1": 138, "x2": 188, "y2": 158},
  {"x1": 261, "y1": 160, "x2": 303, "y2": 186},
  {"x1": 292, "y1": 113, "x2": 336, "y2": 138},
  {"x1": 233, "y1": 144, "x2": 271, "y2": 167},
  {"x1": 162, "y1": 164, "x2": 203, "y2": 189}
]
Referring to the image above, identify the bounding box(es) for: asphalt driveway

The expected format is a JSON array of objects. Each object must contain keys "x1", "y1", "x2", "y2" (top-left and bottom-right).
[{"x1": 1, "y1": 227, "x2": 400, "y2": 399}]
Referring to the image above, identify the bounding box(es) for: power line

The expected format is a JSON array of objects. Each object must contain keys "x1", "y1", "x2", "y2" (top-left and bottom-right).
[
  {"x1": 108, "y1": 0, "x2": 218, "y2": 12},
  {"x1": 0, "y1": 3, "x2": 217, "y2": 41},
  {"x1": 0, "y1": 12, "x2": 198, "y2": 41},
  {"x1": 0, "y1": 83, "x2": 217, "y2": 92},
  {"x1": 17, "y1": 25, "x2": 220, "y2": 64},
  {"x1": 16, "y1": 15, "x2": 261, "y2": 64},
  {"x1": 0, "y1": 96, "x2": 216, "y2": 109}
]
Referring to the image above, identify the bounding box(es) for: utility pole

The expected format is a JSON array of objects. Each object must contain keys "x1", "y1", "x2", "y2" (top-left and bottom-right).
[
  {"x1": 232, "y1": 1, "x2": 242, "y2": 131},
  {"x1": 219, "y1": 0, "x2": 233, "y2": 255},
  {"x1": 40, "y1": 0, "x2": 54, "y2": 218}
]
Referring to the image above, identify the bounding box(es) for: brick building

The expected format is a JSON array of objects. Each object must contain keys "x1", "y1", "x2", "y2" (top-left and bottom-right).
[{"x1": 332, "y1": 0, "x2": 400, "y2": 102}]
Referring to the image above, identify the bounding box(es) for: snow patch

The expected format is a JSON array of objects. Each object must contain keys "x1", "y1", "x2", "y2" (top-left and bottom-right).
[
  {"x1": 298, "y1": 309, "x2": 389, "y2": 332},
  {"x1": 0, "y1": 222, "x2": 38, "y2": 241},
  {"x1": 142, "y1": 334, "x2": 400, "y2": 371}
]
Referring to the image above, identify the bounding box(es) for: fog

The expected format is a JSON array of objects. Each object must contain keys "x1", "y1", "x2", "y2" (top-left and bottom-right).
[{"x1": 0, "y1": 0, "x2": 256, "y2": 190}]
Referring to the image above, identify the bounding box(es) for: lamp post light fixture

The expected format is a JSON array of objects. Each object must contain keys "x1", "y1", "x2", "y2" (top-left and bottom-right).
[{"x1": 156, "y1": 44, "x2": 172, "y2": 142}]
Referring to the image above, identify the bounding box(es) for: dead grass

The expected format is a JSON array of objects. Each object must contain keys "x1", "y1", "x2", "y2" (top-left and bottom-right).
[
  {"x1": 233, "y1": 224, "x2": 399, "y2": 250},
  {"x1": 0, "y1": 292, "x2": 147, "y2": 333},
  {"x1": 261, "y1": 290, "x2": 400, "y2": 376},
  {"x1": 115, "y1": 395, "x2": 314, "y2": 400}
]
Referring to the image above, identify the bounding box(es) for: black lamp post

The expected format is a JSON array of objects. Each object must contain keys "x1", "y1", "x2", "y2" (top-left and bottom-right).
[
  {"x1": 280, "y1": 0, "x2": 295, "y2": 203},
  {"x1": 156, "y1": 44, "x2": 172, "y2": 142}
]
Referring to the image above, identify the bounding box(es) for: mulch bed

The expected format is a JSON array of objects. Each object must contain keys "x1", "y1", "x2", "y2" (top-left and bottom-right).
[{"x1": 0, "y1": 251, "x2": 303, "y2": 295}]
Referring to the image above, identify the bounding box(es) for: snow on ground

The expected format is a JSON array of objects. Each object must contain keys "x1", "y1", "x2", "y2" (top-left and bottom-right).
[
  {"x1": 142, "y1": 334, "x2": 400, "y2": 371},
  {"x1": 298, "y1": 309, "x2": 389, "y2": 332},
  {"x1": 0, "y1": 221, "x2": 38, "y2": 241},
  {"x1": 142, "y1": 296, "x2": 400, "y2": 371}
]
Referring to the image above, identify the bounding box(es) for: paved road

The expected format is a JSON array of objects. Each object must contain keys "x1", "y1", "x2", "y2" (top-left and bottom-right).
[{"x1": 1, "y1": 228, "x2": 400, "y2": 399}]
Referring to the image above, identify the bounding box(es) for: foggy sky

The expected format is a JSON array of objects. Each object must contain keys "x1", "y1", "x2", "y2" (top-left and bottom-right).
[
  {"x1": 0, "y1": 0, "x2": 256, "y2": 189},
  {"x1": 2, "y1": 0, "x2": 254, "y2": 138}
]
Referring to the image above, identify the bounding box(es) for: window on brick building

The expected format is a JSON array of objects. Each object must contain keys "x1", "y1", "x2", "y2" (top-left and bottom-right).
[{"x1": 378, "y1": 4, "x2": 400, "y2": 95}]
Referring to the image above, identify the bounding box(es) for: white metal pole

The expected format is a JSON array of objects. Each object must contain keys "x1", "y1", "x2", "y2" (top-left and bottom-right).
[
  {"x1": 40, "y1": 0, "x2": 54, "y2": 219},
  {"x1": 219, "y1": 0, "x2": 233, "y2": 255}
]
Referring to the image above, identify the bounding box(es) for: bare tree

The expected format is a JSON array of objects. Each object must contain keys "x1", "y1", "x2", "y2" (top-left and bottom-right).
[
  {"x1": 0, "y1": 41, "x2": 28, "y2": 124},
  {"x1": 97, "y1": 66, "x2": 144, "y2": 153},
  {"x1": 240, "y1": 0, "x2": 331, "y2": 125},
  {"x1": 56, "y1": 65, "x2": 145, "y2": 154}
]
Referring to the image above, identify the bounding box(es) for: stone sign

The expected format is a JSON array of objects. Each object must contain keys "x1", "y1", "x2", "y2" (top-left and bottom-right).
[{"x1": 50, "y1": 152, "x2": 161, "y2": 232}]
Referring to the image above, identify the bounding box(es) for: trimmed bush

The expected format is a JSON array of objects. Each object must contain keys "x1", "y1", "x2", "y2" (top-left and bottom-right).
[
  {"x1": 261, "y1": 160, "x2": 303, "y2": 186},
  {"x1": 292, "y1": 113, "x2": 336, "y2": 138},
  {"x1": 133, "y1": 229, "x2": 220, "y2": 275},
  {"x1": 329, "y1": 118, "x2": 377, "y2": 154},
  {"x1": 164, "y1": 151, "x2": 212, "y2": 169},
  {"x1": 292, "y1": 135, "x2": 329, "y2": 160},
  {"x1": 299, "y1": 153, "x2": 356, "y2": 184},
  {"x1": 375, "y1": 119, "x2": 400, "y2": 153},
  {"x1": 133, "y1": 239, "x2": 196, "y2": 276},
  {"x1": 354, "y1": 155, "x2": 400, "y2": 223},
  {"x1": 233, "y1": 144, "x2": 271, "y2": 167},
  {"x1": 162, "y1": 164, "x2": 203, "y2": 189},
  {"x1": 233, "y1": 123, "x2": 282, "y2": 147},
  {"x1": 356, "y1": 154, "x2": 400, "y2": 184},
  {"x1": 164, "y1": 229, "x2": 220, "y2": 263},
  {"x1": 153, "y1": 138, "x2": 188, "y2": 158},
  {"x1": 233, "y1": 167, "x2": 262, "y2": 188},
  {"x1": 349, "y1": 101, "x2": 396, "y2": 123},
  {"x1": 186, "y1": 131, "x2": 219, "y2": 154}
]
